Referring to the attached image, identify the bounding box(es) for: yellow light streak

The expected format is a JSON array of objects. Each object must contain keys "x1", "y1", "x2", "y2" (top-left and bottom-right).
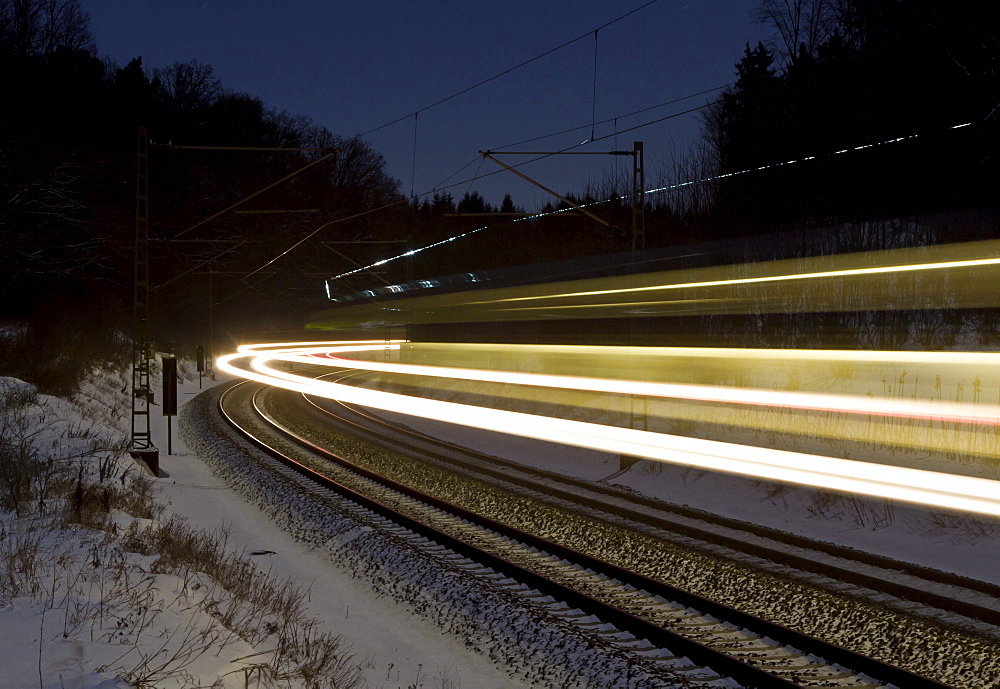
[
  {"x1": 474, "y1": 256, "x2": 1000, "y2": 304},
  {"x1": 238, "y1": 340, "x2": 406, "y2": 352},
  {"x1": 292, "y1": 350, "x2": 1000, "y2": 426},
  {"x1": 308, "y1": 238, "x2": 1000, "y2": 328},
  {"x1": 401, "y1": 341, "x2": 1000, "y2": 365},
  {"x1": 391, "y1": 343, "x2": 1000, "y2": 466},
  {"x1": 487, "y1": 298, "x2": 735, "y2": 312},
  {"x1": 219, "y1": 342, "x2": 1000, "y2": 517}
]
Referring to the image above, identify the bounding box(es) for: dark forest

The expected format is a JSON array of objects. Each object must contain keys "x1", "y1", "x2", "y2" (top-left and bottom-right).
[{"x1": 1, "y1": 0, "x2": 998, "y2": 360}]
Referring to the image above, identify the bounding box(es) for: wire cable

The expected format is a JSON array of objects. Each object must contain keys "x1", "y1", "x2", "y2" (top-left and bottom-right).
[
  {"x1": 246, "y1": 96, "x2": 723, "y2": 282},
  {"x1": 328, "y1": 120, "x2": 968, "y2": 282},
  {"x1": 351, "y1": 1, "x2": 661, "y2": 143},
  {"x1": 490, "y1": 83, "x2": 730, "y2": 151},
  {"x1": 244, "y1": 11, "x2": 970, "y2": 286},
  {"x1": 590, "y1": 29, "x2": 599, "y2": 142}
]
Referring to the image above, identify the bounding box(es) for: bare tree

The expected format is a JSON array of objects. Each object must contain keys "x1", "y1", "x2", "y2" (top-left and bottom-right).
[
  {"x1": 652, "y1": 136, "x2": 720, "y2": 221},
  {"x1": 154, "y1": 60, "x2": 223, "y2": 114},
  {"x1": 309, "y1": 127, "x2": 400, "y2": 203},
  {"x1": 0, "y1": 157, "x2": 108, "y2": 299},
  {"x1": 754, "y1": 0, "x2": 838, "y2": 63},
  {"x1": 0, "y1": 0, "x2": 93, "y2": 56}
]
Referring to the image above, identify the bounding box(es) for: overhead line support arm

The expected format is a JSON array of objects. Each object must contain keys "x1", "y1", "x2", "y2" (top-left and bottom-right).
[
  {"x1": 479, "y1": 151, "x2": 610, "y2": 228},
  {"x1": 489, "y1": 150, "x2": 633, "y2": 156}
]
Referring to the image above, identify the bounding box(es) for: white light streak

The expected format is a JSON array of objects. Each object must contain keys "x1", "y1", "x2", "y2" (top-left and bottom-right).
[
  {"x1": 291, "y1": 349, "x2": 1000, "y2": 426},
  {"x1": 219, "y1": 341, "x2": 1000, "y2": 517}
]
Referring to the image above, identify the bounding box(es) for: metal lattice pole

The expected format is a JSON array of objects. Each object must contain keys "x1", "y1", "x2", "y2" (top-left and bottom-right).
[
  {"x1": 131, "y1": 126, "x2": 154, "y2": 452},
  {"x1": 629, "y1": 141, "x2": 648, "y2": 435}
]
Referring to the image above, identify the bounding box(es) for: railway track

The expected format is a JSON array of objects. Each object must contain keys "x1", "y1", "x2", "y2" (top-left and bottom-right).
[
  {"x1": 216, "y1": 377, "x2": 996, "y2": 688},
  {"x1": 300, "y1": 376, "x2": 1000, "y2": 633}
]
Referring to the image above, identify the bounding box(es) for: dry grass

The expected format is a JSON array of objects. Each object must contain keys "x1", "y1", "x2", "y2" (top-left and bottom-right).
[{"x1": 1, "y1": 378, "x2": 365, "y2": 688}]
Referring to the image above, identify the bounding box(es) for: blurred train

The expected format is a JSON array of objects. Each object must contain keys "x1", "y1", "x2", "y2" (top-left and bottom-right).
[{"x1": 306, "y1": 224, "x2": 1000, "y2": 352}]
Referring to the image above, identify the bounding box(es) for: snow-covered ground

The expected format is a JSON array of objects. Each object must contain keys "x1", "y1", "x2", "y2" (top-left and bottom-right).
[
  {"x1": 157, "y1": 380, "x2": 521, "y2": 689},
  {"x1": 0, "y1": 362, "x2": 522, "y2": 689}
]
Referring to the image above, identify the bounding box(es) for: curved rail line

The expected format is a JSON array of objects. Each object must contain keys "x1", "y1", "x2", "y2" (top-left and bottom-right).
[
  {"x1": 299, "y1": 378, "x2": 1000, "y2": 628},
  {"x1": 219, "y1": 378, "x2": 952, "y2": 689}
]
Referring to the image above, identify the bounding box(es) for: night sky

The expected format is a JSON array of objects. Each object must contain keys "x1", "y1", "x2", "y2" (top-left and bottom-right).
[{"x1": 84, "y1": 0, "x2": 771, "y2": 211}]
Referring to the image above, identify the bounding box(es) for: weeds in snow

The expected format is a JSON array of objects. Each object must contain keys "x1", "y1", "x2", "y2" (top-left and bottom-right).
[{"x1": 1, "y1": 373, "x2": 365, "y2": 688}]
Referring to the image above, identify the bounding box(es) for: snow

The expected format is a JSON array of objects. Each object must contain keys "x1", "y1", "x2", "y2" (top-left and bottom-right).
[
  {"x1": 160, "y1": 398, "x2": 521, "y2": 689},
  {"x1": 179, "y1": 385, "x2": 714, "y2": 688}
]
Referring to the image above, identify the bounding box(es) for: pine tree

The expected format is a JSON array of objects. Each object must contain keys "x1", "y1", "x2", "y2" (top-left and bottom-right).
[
  {"x1": 499, "y1": 193, "x2": 521, "y2": 214},
  {"x1": 457, "y1": 191, "x2": 492, "y2": 214}
]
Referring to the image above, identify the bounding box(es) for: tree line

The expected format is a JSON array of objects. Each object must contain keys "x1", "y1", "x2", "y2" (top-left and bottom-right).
[
  {"x1": 0, "y1": 0, "x2": 413, "y2": 338},
  {"x1": 700, "y1": 0, "x2": 999, "y2": 235},
  {"x1": 0, "y1": 0, "x2": 541, "y2": 336},
  {"x1": 2, "y1": 0, "x2": 998, "y2": 342}
]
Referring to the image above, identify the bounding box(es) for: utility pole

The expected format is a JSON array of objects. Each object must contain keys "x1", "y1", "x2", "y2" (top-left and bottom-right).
[
  {"x1": 131, "y1": 126, "x2": 157, "y2": 472},
  {"x1": 128, "y1": 136, "x2": 333, "y2": 475},
  {"x1": 481, "y1": 143, "x2": 649, "y2": 463},
  {"x1": 628, "y1": 141, "x2": 648, "y2": 439}
]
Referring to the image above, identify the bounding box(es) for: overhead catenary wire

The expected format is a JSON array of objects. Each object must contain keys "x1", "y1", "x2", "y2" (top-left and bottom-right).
[
  {"x1": 327, "y1": 120, "x2": 968, "y2": 282},
  {"x1": 246, "y1": 115, "x2": 949, "y2": 300},
  {"x1": 245, "y1": 97, "x2": 722, "y2": 282},
  {"x1": 481, "y1": 13, "x2": 968, "y2": 156},
  {"x1": 433, "y1": 156, "x2": 483, "y2": 190},
  {"x1": 242, "y1": 141, "x2": 506, "y2": 283},
  {"x1": 182, "y1": 5, "x2": 984, "y2": 305},
  {"x1": 350, "y1": 0, "x2": 661, "y2": 144},
  {"x1": 236, "y1": 1, "x2": 662, "y2": 282},
  {"x1": 491, "y1": 83, "x2": 730, "y2": 151},
  {"x1": 248, "y1": 3, "x2": 920, "y2": 289},
  {"x1": 464, "y1": 155, "x2": 486, "y2": 202}
]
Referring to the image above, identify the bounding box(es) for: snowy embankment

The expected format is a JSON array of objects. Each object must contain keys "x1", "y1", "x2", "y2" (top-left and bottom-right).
[
  {"x1": 8, "y1": 358, "x2": 628, "y2": 688},
  {"x1": 183, "y1": 385, "x2": 717, "y2": 689},
  {"x1": 0, "y1": 364, "x2": 368, "y2": 689}
]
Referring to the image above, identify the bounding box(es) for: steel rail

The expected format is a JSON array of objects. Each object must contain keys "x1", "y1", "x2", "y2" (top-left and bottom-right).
[
  {"x1": 219, "y1": 379, "x2": 950, "y2": 689},
  {"x1": 303, "y1": 386, "x2": 1000, "y2": 628}
]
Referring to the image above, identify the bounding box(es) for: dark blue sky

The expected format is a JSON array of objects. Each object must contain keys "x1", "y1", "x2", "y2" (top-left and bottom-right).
[{"x1": 84, "y1": 0, "x2": 771, "y2": 211}]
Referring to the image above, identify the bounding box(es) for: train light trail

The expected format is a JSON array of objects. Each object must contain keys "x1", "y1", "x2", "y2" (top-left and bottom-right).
[
  {"x1": 301, "y1": 349, "x2": 1000, "y2": 427},
  {"x1": 473, "y1": 254, "x2": 1000, "y2": 305},
  {"x1": 309, "y1": 238, "x2": 1000, "y2": 329},
  {"x1": 219, "y1": 341, "x2": 1000, "y2": 518}
]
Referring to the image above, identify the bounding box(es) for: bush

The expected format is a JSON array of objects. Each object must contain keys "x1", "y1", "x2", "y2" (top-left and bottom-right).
[{"x1": 0, "y1": 296, "x2": 129, "y2": 397}]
